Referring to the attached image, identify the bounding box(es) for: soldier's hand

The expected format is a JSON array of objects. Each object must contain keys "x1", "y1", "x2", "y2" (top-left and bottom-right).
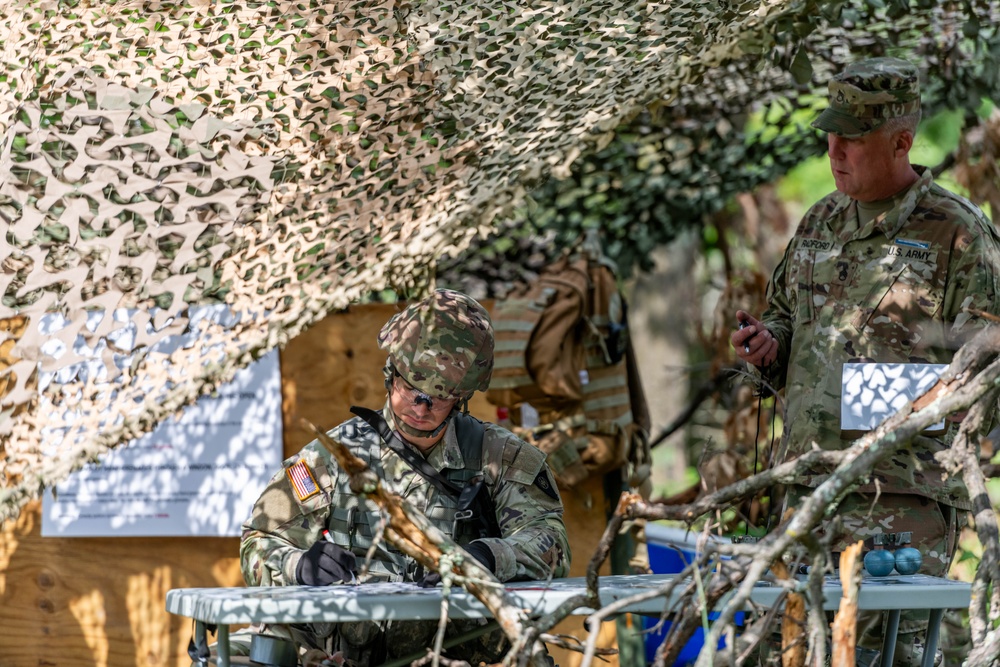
[
  {"x1": 732, "y1": 310, "x2": 778, "y2": 367},
  {"x1": 418, "y1": 541, "x2": 496, "y2": 587},
  {"x1": 295, "y1": 540, "x2": 358, "y2": 586}
]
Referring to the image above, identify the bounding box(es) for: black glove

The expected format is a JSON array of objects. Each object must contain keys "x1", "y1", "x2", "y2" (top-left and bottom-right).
[
  {"x1": 295, "y1": 540, "x2": 358, "y2": 586},
  {"x1": 418, "y1": 541, "x2": 496, "y2": 588}
]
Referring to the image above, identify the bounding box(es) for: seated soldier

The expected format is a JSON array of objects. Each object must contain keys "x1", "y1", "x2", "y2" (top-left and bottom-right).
[{"x1": 233, "y1": 289, "x2": 570, "y2": 666}]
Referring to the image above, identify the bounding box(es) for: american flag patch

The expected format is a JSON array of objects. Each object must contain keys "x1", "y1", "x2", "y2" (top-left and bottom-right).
[{"x1": 287, "y1": 461, "x2": 320, "y2": 502}]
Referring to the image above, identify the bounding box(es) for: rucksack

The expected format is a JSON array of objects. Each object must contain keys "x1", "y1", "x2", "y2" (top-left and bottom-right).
[
  {"x1": 487, "y1": 254, "x2": 589, "y2": 409},
  {"x1": 485, "y1": 240, "x2": 651, "y2": 490}
]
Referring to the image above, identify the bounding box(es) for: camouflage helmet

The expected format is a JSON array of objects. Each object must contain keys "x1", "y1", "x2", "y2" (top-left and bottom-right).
[
  {"x1": 378, "y1": 289, "x2": 494, "y2": 400},
  {"x1": 812, "y1": 57, "x2": 921, "y2": 138}
]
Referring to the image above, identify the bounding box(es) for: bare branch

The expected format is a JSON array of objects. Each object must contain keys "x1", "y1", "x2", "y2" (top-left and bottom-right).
[
  {"x1": 830, "y1": 542, "x2": 863, "y2": 667},
  {"x1": 628, "y1": 327, "x2": 1000, "y2": 667},
  {"x1": 630, "y1": 449, "x2": 847, "y2": 524},
  {"x1": 771, "y1": 559, "x2": 806, "y2": 667}
]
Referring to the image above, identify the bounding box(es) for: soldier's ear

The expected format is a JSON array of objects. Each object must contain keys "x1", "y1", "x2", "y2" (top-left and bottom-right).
[{"x1": 893, "y1": 128, "x2": 914, "y2": 157}]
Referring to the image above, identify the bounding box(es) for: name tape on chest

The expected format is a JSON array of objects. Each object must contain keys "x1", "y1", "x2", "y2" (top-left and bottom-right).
[
  {"x1": 798, "y1": 239, "x2": 834, "y2": 252},
  {"x1": 287, "y1": 460, "x2": 320, "y2": 502}
]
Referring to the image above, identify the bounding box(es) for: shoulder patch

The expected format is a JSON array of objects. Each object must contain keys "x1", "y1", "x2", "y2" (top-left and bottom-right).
[
  {"x1": 533, "y1": 469, "x2": 559, "y2": 501},
  {"x1": 287, "y1": 460, "x2": 320, "y2": 502}
]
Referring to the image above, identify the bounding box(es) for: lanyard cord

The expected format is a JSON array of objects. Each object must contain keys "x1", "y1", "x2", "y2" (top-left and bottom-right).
[
  {"x1": 746, "y1": 365, "x2": 777, "y2": 537},
  {"x1": 762, "y1": 365, "x2": 777, "y2": 534}
]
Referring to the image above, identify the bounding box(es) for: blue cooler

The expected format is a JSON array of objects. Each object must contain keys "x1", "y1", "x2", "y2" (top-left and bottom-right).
[{"x1": 643, "y1": 524, "x2": 739, "y2": 665}]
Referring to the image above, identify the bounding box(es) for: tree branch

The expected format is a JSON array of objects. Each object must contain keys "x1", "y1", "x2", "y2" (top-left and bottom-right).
[{"x1": 628, "y1": 327, "x2": 1000, "y2": 667}]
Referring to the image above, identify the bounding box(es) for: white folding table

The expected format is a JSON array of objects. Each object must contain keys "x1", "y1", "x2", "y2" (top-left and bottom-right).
[{"x1": 167, "y1": 572, "x2": 970, "y2": 667}]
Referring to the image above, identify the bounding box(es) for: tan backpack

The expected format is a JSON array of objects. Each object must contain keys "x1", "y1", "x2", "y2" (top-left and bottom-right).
[
  {"x1": 486, "y1": 241, "x2": 651, "y2": 490},
  {"x1": 487, "y1": 254, "x2": 589, "y2": 409}
]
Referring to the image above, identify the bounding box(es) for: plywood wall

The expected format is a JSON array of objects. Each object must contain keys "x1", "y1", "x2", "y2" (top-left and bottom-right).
[{"x1": 0, "y1": 303, "x2": 621, "y2": 667}]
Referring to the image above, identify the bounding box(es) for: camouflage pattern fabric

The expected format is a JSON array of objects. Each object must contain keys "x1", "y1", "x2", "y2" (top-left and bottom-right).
[
  {"x1": 240, "y1": 403, "x2": 569, "y2": 662},
  {"x1": 378, "y1": 289, "x2": 494, "y2": 400},
  {"x1": 784, "y1": 485, "x2": 958, "y2": 666},
  {"x1": 762, "y1": 166, "x2": 1000, "y2": 510},
  {"x1": 812, "y1": 57, "x2": 922, "y2": 138}
]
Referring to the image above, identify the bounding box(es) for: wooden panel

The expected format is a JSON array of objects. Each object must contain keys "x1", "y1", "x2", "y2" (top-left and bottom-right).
[
  {"x1": 0, "y1": 303, "x2": 621, "y2": 667},
  {"x1": 0, "y1": 501, "x2": 242, "y2": 667}
]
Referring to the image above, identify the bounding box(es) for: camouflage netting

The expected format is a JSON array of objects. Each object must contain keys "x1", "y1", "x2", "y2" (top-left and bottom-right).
[{"x1": 1, "y1": 0, "x2": 999, "y2": 521}]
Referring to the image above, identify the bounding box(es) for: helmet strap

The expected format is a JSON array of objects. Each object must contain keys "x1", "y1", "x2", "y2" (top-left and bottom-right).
[
  {"x1": 384, "y1": 400, "x2": 452, "y2": 439},
  {"x1": 382, "y1": 360, "x2": 395, "y2": 393}
]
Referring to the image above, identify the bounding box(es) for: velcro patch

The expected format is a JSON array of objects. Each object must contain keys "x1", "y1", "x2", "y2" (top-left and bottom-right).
[{"x1": 287, "y1": 460, "x2": 320, "y2": 502}]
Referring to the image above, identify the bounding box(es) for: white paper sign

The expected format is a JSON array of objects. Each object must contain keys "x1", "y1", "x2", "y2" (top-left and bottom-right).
[
  {"x1": 41, "y1": 307, "x2": 283, "y2": 538},
  {"x1": 841, "y1": 362, "x2": 947, "y2": 432}
]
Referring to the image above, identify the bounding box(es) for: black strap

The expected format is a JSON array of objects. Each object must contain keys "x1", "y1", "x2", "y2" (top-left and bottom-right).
[
  {"x1": 452, "y1": 411, "x2": 486, "y2": 469},
  {"x1": 350, "y1": 406, "x2": 463, "y2": 499}
]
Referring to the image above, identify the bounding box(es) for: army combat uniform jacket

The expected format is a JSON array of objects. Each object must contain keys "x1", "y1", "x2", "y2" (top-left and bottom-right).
[
  {"x1": 241, "y1": 406, "x2": 570, "y2": 587},
  {"x1": 762, "y1": 166, "x2": 1000, "y2": 510}
]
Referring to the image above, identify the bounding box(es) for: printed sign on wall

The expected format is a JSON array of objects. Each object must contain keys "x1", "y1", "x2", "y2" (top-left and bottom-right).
[{"x1": 41, "y1": 307, "x2": 283, "y2": 537}]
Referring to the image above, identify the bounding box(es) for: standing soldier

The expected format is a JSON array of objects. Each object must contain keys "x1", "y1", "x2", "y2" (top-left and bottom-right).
[
  {"x1": 732, "y1": 57, "x2": 1000, "y2": 665},
  {"x1": 239, "y1": 289, "x2": 570, "y2": 666}
]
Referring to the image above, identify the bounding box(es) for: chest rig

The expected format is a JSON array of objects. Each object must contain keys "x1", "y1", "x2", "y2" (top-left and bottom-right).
[{"x1": 325, "y1": 410, "x2": 492, "y2": 581}]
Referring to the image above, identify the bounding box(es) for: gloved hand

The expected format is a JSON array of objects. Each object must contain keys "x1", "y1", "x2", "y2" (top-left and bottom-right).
[
  {"x1": 418, "y1": 541, "x2": 496, "y2": 587},
  {"x1": 295, "y1": 540, "x2": 358, "y2": 586}
]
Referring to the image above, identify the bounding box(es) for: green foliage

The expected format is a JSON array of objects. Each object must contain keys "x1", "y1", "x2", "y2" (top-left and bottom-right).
[{"x1": 512, "y1": 108, "x2": 826, "y2": 278}]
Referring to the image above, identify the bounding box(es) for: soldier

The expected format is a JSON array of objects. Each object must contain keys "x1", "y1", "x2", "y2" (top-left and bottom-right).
[
  {"x1": 238, "y1": 289, "x2": 570, "y2": 666},
  {"x1": 731, "y1": 57, "x2": 1000, "y2": 665}
]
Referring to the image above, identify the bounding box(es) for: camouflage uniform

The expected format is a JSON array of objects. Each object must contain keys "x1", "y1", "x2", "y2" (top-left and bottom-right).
[
  {"x1": 238, "y1": 289, "x2": 570, "y2": 666},
  {"x1": 766, "y1": 162, "x2": 1000, "y2": 508},
  {"x1": 759, "y1": 58, "x2": 1000, "y2": 665}
]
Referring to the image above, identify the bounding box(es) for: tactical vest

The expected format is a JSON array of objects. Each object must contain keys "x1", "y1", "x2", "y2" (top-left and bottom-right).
[
  {"x1": 324, "y1": 413, "x2": 489, "y2": 582},
  {"x1": 488, "y1": 254, "x2": 589, "y2": 408}
]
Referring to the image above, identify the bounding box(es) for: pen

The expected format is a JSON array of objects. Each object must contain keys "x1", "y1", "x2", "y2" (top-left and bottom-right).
[{"x1": 321, "y1": 529, "x2": 358, "y2": 584}]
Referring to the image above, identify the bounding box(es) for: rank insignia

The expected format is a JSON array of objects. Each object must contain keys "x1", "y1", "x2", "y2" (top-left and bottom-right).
[{"x1": 287, "y1": 460, "x2": 320, "y2": 502}]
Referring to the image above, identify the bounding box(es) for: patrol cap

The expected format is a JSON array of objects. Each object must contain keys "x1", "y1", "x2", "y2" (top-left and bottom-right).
[{"x1": 811, "y1": 57, "x2": 921, "y2": 138}]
